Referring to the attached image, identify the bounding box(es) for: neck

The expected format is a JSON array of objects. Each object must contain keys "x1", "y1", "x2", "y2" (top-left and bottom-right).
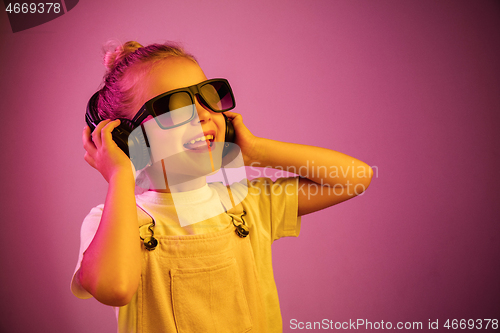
[
  {"x1": 142, "y1": 157, "x2": 218, "y2": 193},
  {"x1": 150, "y1": 176, "x2": 207, "y2": 193}
]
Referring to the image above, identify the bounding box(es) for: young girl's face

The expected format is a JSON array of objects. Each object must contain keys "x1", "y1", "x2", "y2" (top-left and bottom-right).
[
  {"x1": 131, "y1": 57, "x2": 227, "y2": 189},
  {"x1": 133, "y1": 56, "x2": 226, "y2": 144}
]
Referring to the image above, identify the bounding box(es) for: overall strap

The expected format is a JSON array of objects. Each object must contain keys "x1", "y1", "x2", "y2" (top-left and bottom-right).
[{"x1": 225, "y1": 188, "x2": 249, "y2": 238}]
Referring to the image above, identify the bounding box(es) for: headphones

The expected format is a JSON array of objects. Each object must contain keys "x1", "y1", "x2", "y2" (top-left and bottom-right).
[{"x1": 85, "y1": 91, "x2": 235, "y2": 171}]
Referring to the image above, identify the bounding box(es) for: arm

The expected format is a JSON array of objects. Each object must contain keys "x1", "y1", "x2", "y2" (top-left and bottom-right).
[
  {"x1": 225, "y1": 112, "x2": 373, "y2": 216},
  {"x1": 78, "y1": 120, "x2": 142, "y2": 306}
]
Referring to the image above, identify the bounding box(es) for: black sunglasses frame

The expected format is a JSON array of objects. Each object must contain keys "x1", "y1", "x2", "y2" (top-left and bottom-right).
[{"x1": 130, "y1": 78, "x2": 236, "y2": 129}]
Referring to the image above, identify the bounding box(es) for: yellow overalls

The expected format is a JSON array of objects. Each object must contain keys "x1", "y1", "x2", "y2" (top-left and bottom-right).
[{"x1": 118, "y1": 205, "x2": 270, "y2": 333}]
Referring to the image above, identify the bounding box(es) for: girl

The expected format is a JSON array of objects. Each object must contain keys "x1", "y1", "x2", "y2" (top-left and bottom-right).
[{"x1": 72, "y1": 41, "x2": 373, "y2": 333}]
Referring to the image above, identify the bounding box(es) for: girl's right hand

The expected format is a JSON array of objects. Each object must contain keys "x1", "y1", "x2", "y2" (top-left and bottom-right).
[{"x1": 83, "y1": 119, "x2": 133, "y2": 183}]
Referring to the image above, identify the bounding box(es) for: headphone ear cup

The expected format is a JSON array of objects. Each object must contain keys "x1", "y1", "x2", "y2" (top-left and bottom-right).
[
  {"x1": 223, "y1": 113, "x2": 235, "y2": 143},
  {"x1": 222, "y1": 113, "x2": 236, "y2": 158},
  {"x1": 85, "y1": 92, "x2": 150, "y2": 171}
]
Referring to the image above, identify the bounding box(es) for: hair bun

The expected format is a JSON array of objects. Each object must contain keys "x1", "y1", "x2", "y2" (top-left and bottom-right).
[{"x1": 103, "y1": 41, "x2": 143, "y2": 71}]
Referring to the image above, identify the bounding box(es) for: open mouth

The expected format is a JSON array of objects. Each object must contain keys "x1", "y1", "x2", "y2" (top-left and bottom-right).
[{"x1": 183, "y1": 134, "x2": 215, "y2": 150}]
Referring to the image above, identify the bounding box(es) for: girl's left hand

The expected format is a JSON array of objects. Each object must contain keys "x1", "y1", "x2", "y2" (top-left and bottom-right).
[{"x1": 223, "y1": 111, "x2": 262, "y2": 164}]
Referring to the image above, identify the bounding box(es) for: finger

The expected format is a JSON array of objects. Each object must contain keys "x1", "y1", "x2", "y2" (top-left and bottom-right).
[
  {"x1": 100, "y1": 119, "x2": 121, "y2": 148},
  {"x1": 82, "y1": 126, "x2": 97, "y2": 155},
  {"x1": 223, "y1": 111, "x2": 241, "y2": 120},
  {"x1": 224, "y1": 111, "x2": 244, "y2": 126},
  {"x1": 92, "y1": 119, "x2": 112, "y2": 148}
]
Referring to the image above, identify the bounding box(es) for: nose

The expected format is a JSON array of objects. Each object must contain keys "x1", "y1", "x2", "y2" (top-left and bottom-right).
[{"x1": 193, "y1": 95, "x2": 213, "y2": 124}]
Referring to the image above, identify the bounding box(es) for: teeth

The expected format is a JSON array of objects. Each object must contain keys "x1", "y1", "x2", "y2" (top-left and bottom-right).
[{"x1": 186, "y1": 135, "x2": 214, "y2": 145}]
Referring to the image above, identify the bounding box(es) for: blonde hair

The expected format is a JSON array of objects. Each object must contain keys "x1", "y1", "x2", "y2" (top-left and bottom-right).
[{"x1": 97, "y1": 41, "x2": 197, "y2": 120}]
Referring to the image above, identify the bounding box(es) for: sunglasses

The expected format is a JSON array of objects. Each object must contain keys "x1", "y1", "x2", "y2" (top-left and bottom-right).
[{"x1": 131, "y1": 78, "x2": 236, "y2": 129}]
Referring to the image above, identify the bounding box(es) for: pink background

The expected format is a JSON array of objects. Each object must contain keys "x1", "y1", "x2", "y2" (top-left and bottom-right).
[{"x1": 1, "y1": 0, "x2": 499, "y2": 332}]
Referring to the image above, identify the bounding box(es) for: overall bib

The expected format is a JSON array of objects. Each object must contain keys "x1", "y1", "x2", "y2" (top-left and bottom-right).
[{"x1": 118, "y1": 207, "x2": 270, "y2": 333}]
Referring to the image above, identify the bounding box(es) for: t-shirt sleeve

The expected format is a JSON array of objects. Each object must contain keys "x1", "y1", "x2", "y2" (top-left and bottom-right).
[
  {"x1": 243, "y1": 177, "x2": 302, "y2": 242},
  {"x1": 70, "y1": 204, "x2": 104, "y2": 299}
]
